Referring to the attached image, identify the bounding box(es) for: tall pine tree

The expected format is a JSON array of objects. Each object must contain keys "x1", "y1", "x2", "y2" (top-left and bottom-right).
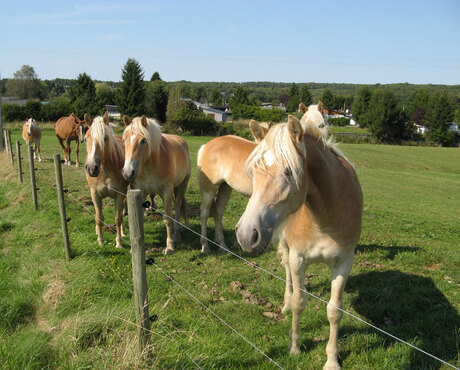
[{"x1": 117, "y1": 58, "x2": 145, "y2": 117}]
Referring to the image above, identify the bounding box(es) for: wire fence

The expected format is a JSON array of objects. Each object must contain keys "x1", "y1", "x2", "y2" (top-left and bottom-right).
[{"x1": 2, "y1": 132, "x2": 459, "y2": 370}]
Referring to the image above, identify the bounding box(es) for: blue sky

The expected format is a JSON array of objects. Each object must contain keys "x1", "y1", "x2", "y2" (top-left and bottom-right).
[{"x1": 1, "y1": 0, "x2": 459, "y2": 84}]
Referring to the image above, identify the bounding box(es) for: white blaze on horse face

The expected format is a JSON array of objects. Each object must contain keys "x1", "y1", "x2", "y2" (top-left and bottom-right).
[
  {"x1": 263, "y1": 150, "x2": 275, "y2": 167},
  {"x1": 88, "y1": 137, "x2": 97, "y2": 162}
]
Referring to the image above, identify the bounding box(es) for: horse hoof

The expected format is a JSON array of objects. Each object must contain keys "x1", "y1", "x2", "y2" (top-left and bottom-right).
[
  {"x1": 164, "y1": 248, "x2": 175, "y2": 255},
  {"x1": 323, "y1": 360, "x2": 341, "y2": 370},
  {"x1": 75, "y1": 163, "x2": 79, "y2": 167},
  {"x1": 201, "y1": 246, "x2": 210, "y2": 254},
  {"x1": 288, "y1": 345, "x2": 301, "y2": 355}
]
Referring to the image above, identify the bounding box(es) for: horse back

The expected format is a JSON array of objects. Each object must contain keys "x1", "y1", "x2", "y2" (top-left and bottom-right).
[
  {"x1": 55, "y1": 116, "x2": 78, "y2": 140},
  {"x1": 160, "y1": 134, "x2": 191, "y2": 182}
]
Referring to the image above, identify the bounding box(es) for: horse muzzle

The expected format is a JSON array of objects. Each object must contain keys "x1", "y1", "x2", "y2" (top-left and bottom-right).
[
  {"x1": 85, "y1": 163, "x2": 100, "y2": 177},
  {"x1": 235, "y1": 215, "x2": 273, "y2": 255}
]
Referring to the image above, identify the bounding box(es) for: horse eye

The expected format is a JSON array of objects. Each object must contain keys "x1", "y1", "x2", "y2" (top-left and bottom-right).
[
  {"x1": 140, "y1": 138, "x2": 146, "y2": 144},
  {"x1": 104, "y1": 135, "x2": 108, "y2": 142},
  {"x1": 284, "y1": 168, "x2": 293, "y2": 178}
]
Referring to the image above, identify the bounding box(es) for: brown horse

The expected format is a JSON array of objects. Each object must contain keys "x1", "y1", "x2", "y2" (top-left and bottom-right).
[
  {"x1": 197, "y1": 120, "x2": 271, "y2": 253},
  {"x1": 85, "y1": 113, "x2": 128, "y2": 249},
  {"x1": 122, "y1": 115, "x2": 191, "y2": 255},
  {"x1": 55, "y1": 113, "x2": 89, "y2": 166},
  {"x1": 235, "y1": 116, "x2": 363, "y2": 369},
  {"x1": 22, "y1": 118, "x2": 42, "y2": 162}
]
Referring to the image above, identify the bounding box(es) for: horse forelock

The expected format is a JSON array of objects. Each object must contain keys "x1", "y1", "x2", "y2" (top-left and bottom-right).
[
  {"x1": 246, "y1": 123, "x2": 304, "y2": 188},
  {"x1": 124, "y1": 117, "x2": 162, "y2": 156},
  {"x1": 90, "y1": 116, "x2": 123, "y2": 164}
]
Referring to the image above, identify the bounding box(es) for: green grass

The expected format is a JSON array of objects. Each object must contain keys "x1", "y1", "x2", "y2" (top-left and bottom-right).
[{"x1": 0, "y1": 125, "x2": 459, "y2": 369}]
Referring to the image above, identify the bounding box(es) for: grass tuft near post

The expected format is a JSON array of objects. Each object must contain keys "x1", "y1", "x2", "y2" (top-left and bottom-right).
[{"x1": 127, "y1": 189, "x2": 151, "y2": 354}]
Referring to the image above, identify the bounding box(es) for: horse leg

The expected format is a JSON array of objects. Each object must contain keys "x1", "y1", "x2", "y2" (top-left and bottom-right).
[
  {"x1": 288, "y1": 249, "x2": 307, "y2": 355},
  {"x1": 91, "y1": 189, "x2": 104, "y2": 245},
  {"x1": 36, "y1": 142, "x2": 42, "y2": 162},
  {"x1": 57, "y1": 137, "x2": 67, "y2": 164},
  {"x1": 199, "y1": 186, "x2": 216, "y2": 254},
  {"x1": 162, "y1": 187, "x2": 175, "y2": 255},
  {"x1": 114, "y1": 194, "x2": 124, "y2": 248},
  {"x1": 278, "y1": 240, "x2": 292, "y2": 314},
  {"x1": 212, "y1": 182, "x2": 232, "y2": 252},
  {"x1": 323, "y1": 253, "x2": 354, "y2": 370},
  {"x1": 75, "y1": 141, "x2": 80, "y2": 167},
  {"x1": 66, "y1": 139, "x2": 71, "y2": 165},
  {"x1": 172, "y1": 175, "x2": 189, "y2": 243}
]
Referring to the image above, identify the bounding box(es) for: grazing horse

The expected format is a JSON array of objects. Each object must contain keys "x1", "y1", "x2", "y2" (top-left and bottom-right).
[
  {"x1": 197, "y1": 120, "x2": 271, "y2": 253},
  {"x1": 85, "y1": 113, "x2": 127, "y2": 249},
  {"x1": 235, "y1": 116, "x2": 363, "y2": 369},
  {"x1": 122, "y1": 115, "x2": 191, "y2": 255},
  {"x1": 55, "y1": 113, "x2": 89, "y2": 166},
  {"x1": 22, "y1": 118, "x2": 42, "y2": 162}
]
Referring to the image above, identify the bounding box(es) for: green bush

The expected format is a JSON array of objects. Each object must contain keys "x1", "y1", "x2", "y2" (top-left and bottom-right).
[
  {"x1": 170, "y1": 102, "x2": 217, "y2": 135},
  {"x1": 232, "y1": 104, "x2": 286, "y2": 122},
  {"x1": 2, "y1": 104, "x2": 27, "y2": 122},
  {"x1": 329, "y1": 116, "x2": 350, "y2": 127},
  {"x1": 41, "y1": 98, "x2": 72, "y2": 122}
]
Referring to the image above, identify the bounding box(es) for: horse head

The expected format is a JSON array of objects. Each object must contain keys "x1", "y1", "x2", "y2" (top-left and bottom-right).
[
  {"x1": 85, "y1": 113, "x2": 111, "y2": 177},
  {"x1": 299, "y1": 101, "x2": 328, "y2": 138},
  {"x1": 235, "y1": 116, "x2": 307, "y2": 254}
]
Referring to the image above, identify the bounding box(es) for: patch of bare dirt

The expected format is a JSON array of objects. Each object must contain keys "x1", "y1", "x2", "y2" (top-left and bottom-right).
[{"x1": 357, "y1": 260, "x2": 384, "y2": 269}]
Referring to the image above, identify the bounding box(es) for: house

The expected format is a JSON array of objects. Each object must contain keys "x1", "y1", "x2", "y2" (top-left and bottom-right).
[
  {"x1": 1, "y1": 97, "x2": 39, "y2": 106},
  {"x1": 181, "y1": 98, "x2": 231, "y2": 123},
  {"x1": 104, "y1": 105, "x2": 120, "y2": 118},
  {"x1": 448, "y1": 123, "x2": 459, "y2": 133}
]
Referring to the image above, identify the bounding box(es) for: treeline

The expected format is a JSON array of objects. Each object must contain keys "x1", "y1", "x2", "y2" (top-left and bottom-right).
[{"x1": 2, "y1": 62, "x2": 460, "y2": 145}]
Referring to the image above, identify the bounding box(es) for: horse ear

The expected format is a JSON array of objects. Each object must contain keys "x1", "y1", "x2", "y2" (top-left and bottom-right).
[
  {"x1": 299, "y1": 102, "x2": 308, "y2": 114},
  {"x1": 84, "y1": 113, "x2": 93, "y2": 126},
  {"x1": 103, "y1": 113, "x2": 110, "y2": 125},
  {"x1": 141, "y1": 115, "x2": 148, "y2": 127},
  {"x1": 317, "y1": 101, "x2": 324, "y2": 113},
  {"x1": 123, "y1": 115, "x2": 132, "y2": 126},
  {"x1": 249, "y1": 120, "x2": 266, "y2": 142},
  {"x1": 287, "y1": 115, "x2": 303, "y2": 144}
]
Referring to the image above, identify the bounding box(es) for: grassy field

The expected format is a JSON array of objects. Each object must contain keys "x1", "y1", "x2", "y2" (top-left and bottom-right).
[{"x1": 0, "y1": 125, "x2": 459, "y2": 369}]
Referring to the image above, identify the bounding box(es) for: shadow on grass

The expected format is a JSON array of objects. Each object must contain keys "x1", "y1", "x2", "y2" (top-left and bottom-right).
[
  {"x1": 356, "y1": 243, "x2": 420, "y2": 260},
  {"x1": 345, "y1": 270, "x2": 459, "y2": 368}
]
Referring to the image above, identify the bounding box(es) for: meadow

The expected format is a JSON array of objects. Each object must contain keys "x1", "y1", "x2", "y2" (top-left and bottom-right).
[{"x1": 0, "y1": 125, "x2": 459, "y2": 369}]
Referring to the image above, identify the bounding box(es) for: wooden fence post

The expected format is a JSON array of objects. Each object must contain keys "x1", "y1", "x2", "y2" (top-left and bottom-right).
[
  {"x1": 28, "y1": 145, "x2": 38, "y2": 211},
  {"x1": 54, "y1": 154, "x2": 71, "y2": 261},
  {"x1": 127, "y1": 189, "x2": 151, "y2": 353},
  {"x1": 3, "y1": 129, "x2": 9, "y2": 155},
  {"x1": 8, "y1": 130, "x2": 14, "y2": 165},
  {"x1": 16, "y1": 141, "x2": 23, "y2": 183}
]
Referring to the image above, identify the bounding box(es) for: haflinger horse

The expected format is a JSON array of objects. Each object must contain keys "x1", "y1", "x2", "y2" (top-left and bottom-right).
[
  {"x1": 55, "y1": 113, "x2": 89, "y2": 166},
  {"x1": 85, "y1": 113, "x2": 127, "y2": 249},
  {"x1": 299, "y1": 101, "x2": 328, "y2": 138},
  {"x1": 22, "y1": 118, "x2": 42, "y2": 162},
  {"x1": 235, "y1": 115, "x2": 363, "y2": 369},
  {"x1": 122, "y1": 115, "x2": 191, "y2": 255},
  {"x1": 197, "y1": 120, "x2": 272, "y2": 253}
]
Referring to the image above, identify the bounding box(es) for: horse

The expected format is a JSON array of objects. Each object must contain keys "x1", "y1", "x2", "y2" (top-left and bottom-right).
[
  {"x1": 122, "y1": 115, "x2": 191, "y2": 255},
  {"x1": 84, "y1": 113, "x2": 128, "y2": 249},
  {"x1": 197, "y1": 120, "x2": 272, "y2": 253},
  {"x1": 22, "y1": 118, "x2": 42, "y2": 162},
  {"x1": 235, "y1": 115, "x2": 363, "y2": 369},
  {"x1": 55, "y1": 113, "x2": 89, "y2": 166}
]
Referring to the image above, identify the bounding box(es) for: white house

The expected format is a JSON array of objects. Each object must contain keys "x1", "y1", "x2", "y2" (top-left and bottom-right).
[{"x1": 181, "y1": 98, "x2": 231, "y2": 123}]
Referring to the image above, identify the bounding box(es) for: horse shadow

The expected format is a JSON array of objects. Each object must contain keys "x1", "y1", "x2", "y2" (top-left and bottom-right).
[
  {"x1": 342, "y1": 269, "x2": 459, "y2": 368},
  {"x1": 356, "y1": 243, "x2": 420, "y2": 260}
]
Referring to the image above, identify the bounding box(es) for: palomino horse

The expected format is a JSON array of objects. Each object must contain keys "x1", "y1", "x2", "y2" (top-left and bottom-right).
[
  {"x1": 235, "y1": 116, "x2": 363, "y2": 369},
  {"x1": 55, "y1": 113, "x2": 89, "y2": 166},
  {"x1": 299, "y1": 101, "x2": 328, "y2": 137},
  {"x1": 84, "y1": 113, "x2": 127, "y2": 249},
  {"x1": 122, "y1": 115, "x2": 191, "y2": 255},
  {"x1": 22, "y1": 118, "x2": 42, "y2": 162},
  {"x1": 197, "y1": 120, "x2": 271, "y2": 253}
]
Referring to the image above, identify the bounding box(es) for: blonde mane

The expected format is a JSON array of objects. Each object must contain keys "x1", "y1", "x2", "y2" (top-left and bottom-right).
[
  {"x1": 300, "y1": 104, "x2": 349, "y2": 163},
  {"x1": 26, "y1": 118, "x2": 38, "y2": 130},
  {"x1": 124, "y1": 117, "x2": 162, "y2": 156},
  {"x1": 90, "y1": 116, "x2": 123, "y2": 165},
  {"x1": 246, "y1": 122, "x2": 305, "y2": 188}
]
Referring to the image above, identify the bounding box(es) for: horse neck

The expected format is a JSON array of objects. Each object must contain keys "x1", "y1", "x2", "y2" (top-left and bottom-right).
[{"x1": 101, "y1": 138, "x2": 125, "y2": 173}]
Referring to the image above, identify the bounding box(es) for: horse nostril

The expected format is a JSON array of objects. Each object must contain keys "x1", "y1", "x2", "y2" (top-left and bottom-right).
[{"x1": 251, "y1": 229, "x2": 259, "y2": 246}]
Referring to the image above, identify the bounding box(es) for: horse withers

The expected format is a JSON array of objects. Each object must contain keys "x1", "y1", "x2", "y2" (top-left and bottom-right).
[
  {"x1": 85, "y1": 113, "x2": 127, "y2": 249},
  {"x1": 197, "y1": 120, "x2": 271, "y2": 253},
  {"x1": 22, "y1": 118, "x2": 42, "y2": 162},
  {"x1": 55, "y1": 113, "x2": 89, "y2": 166},
  {"x1": 235, "y1": 116, "x2": 363, "y2": 369},
  {"x1": 122, "y1": 115, "x2": 191, "y2": 255}
]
